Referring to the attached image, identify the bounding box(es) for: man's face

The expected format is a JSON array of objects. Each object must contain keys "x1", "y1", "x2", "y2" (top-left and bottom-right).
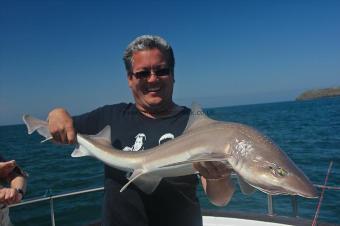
[{"x1": 128, "y1": 48, "x2": 174, "y2": 112}]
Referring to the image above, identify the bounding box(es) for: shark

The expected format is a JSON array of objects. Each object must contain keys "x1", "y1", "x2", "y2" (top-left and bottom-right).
[{"x1": 23, "y1": 103, "x2": 318, "y2": 198}]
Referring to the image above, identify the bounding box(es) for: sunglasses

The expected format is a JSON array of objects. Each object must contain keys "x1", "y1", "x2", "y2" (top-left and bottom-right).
[{"x1": 132, "y1": 68, "x2": 171, "y2": 79}]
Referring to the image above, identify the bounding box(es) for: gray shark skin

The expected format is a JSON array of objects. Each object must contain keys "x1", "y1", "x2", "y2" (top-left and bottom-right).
[{"x1": 23, "y1": 103, "x2": 318, "y2": 198}]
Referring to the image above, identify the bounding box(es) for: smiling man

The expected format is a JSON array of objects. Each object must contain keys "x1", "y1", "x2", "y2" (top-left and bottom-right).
[
  {"x1": 47, "y1": 35, "x2": 234, "y2": 226},
  {"x1": 127, "y1": 48, "x2": 175, "y2": 115}
]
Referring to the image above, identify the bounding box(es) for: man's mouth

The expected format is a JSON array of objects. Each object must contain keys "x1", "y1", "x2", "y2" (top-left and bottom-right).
[{"x1": 147, "y1": 87, "x2": 161, "y2": 92}]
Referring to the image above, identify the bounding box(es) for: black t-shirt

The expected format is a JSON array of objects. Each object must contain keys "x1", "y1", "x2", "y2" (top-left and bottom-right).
[{"x1": 73, "y1": 103, "x2": 202, "y2": 226}]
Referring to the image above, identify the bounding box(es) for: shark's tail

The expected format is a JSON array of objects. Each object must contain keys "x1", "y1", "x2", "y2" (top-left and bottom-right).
[{"x1": 22, "y1": 114, "x2": 52, "y2": 141}]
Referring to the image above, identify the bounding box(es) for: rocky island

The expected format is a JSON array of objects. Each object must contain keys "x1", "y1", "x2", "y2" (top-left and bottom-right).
[{"x1": 296, "y1": 87, "x2": 340, "y2": 100}]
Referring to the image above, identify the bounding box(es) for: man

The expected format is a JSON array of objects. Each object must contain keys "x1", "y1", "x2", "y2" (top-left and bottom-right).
[
  {"x1": 47, "y1": 35, "x2": 235, "y2": 226},
  {"x1": 0, "y1": 155, "x2": 27, "y2": 226}
]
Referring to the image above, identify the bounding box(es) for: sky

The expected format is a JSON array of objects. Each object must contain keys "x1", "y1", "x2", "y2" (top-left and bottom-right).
[{"x1": 1, "y1": 0, "x2": 339, "y2": 125}]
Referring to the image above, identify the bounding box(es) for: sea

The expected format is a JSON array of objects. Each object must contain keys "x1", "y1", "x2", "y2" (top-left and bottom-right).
[{"x1": 1, "y1": 97, "x2": 339, "y2": 226}]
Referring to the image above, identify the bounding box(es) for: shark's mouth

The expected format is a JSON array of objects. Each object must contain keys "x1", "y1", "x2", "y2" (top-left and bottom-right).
[{"x1": 251, "y1": 184, "x2": 291, "y2": 196}]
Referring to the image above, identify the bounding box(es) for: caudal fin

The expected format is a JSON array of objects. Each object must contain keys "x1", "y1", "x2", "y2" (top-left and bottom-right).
[{"x1": 22, "y1": 114, "x2": 52, "y2": 140}]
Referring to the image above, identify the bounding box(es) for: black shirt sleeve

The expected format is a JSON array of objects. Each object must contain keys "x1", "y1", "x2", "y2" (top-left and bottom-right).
[{"x1": 72, "y1": 104, "x2": 121, "y2": 135}]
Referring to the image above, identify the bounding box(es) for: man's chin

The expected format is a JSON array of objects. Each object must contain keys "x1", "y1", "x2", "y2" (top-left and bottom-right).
[
  {"x1": 145, "y1": 97, "x2": 163, "y2": 105},
  {"x1": 146, "y1": 99, "x2": 173, "y2": 110}
]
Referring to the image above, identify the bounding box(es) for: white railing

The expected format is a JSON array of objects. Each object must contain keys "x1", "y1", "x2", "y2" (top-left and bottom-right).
[
  {"x1": 9, "y1": 187, "x2": 104, "y2": 226},
  {"x1": 9, "y1": 161, "x2": 338, "y2": 226},
  {"x1": 9, "y1": 186, "x2": 304, "y2": 226}
]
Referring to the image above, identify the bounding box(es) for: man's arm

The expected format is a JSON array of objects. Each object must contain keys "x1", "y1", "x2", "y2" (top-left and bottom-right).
[
  {"x1": 193, "y1": 161, "x2": 235, "y2": 206},
  {"x1": 48, "y1": 106, "x2": 105, "y2": 144}
]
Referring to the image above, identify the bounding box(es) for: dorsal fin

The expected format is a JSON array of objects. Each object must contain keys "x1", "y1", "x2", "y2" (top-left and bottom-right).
[
  {"x1": 71, "y1": 125, "x2": 112, "y2": 157},
  {"x1": 183, "y1": 102, "x2": 216, "y2": 133},
  {"x1": 88, "y1": 125, "x2": 112, "y2": 146}
]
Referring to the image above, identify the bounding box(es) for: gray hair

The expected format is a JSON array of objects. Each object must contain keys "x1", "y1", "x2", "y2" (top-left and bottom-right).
[{"x1": 123, "y1": 35, "x2": 175, "y2": 75}]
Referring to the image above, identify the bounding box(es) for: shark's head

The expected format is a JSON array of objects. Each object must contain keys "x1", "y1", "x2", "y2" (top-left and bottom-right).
[
  {"x1": 229, "y1": 125, "x2": 318, "y2": 198},
  {"x1": 247, "y1": 153, "x2": 318, "y2": 198}
]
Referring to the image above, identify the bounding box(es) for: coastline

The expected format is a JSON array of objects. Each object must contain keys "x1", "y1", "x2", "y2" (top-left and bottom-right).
[{"x1": 296, "y1": 87, "x2": 340, "y2": 101}]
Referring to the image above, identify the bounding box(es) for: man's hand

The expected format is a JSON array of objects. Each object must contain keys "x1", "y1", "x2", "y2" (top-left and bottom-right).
[
  {"x1": 194, "y1": 161, "x2": 234, "y2": 206},
  {"x1": 0, "y1": 187, "x2": 23, "y2": 205},
  {"x1": 193, "y1": 161, "x2": 232, "y2": 180},
  {"x1": 0, "y1": 160, "x2": 16, "y2": 179},
  {"x1": 48, "y1": 108, "x2": 76, "y2": 144}
]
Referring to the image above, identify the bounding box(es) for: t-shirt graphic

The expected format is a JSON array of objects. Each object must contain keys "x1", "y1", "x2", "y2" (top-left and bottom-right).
[
  {"x1": 158, "y1": 133, "x2": 174, "y2": 145},
  {"x1": 122, "y1": 132, "x2": 175, "y2": 151},
  {"x1": 122, "y1": 133, "x2": 146, "y2": 151}
]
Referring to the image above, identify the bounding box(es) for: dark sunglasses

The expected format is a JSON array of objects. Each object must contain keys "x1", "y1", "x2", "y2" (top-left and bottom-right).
[{"x1": 132, "y1": 68, "x2": 171, "y2": 79}]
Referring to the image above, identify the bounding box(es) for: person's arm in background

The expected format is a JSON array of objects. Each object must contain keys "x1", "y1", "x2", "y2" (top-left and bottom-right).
[{"x1": 0, "y1": 160, "x2": 27, "y2": 205}]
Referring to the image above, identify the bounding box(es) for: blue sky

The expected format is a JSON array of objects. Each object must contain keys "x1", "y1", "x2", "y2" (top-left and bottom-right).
[{"x1": 1, "y1": 0, "x2": 339, "y2": 125}]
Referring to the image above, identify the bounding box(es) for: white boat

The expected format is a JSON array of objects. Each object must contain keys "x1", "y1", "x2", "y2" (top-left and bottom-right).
[{"x1": 201, "y1": 210, "x2": 337, "y2": 226}]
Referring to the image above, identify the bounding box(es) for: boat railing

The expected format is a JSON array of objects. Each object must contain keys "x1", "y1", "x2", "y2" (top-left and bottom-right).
[
  {"x1": 9, "y1": 187, "x2": 104, "y2": 226},
  {"x1": 9, "y1": 161, "x2": 339, "y2": 226},
  {"x1": 8, "y1": 186, "x2": 310, "y2": 226}
]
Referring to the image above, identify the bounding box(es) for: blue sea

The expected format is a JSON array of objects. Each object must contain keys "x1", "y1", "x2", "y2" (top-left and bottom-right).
[{"x1": 1, "y1": 97, "x2": 339, "y2": 225}]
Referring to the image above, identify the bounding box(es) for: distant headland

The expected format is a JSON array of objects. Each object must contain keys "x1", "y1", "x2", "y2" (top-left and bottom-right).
[{"x1": 296, "y1": 87, "x2": 340, "y2": 101}]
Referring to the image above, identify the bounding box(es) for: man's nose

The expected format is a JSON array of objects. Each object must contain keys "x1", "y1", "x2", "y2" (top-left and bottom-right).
[{"x1": 147, "y1": 72, "x2": 158, "y2": 82}]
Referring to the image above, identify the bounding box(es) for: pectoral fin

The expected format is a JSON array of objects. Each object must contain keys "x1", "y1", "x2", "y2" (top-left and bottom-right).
[
  {"x1": 237, "y1": 175, "x2": 256, "y2": 195},
  {"x1": 131, "y1": 174, "x2": 163, "y2": 194},
  {"x1": 120, "y1": 169, "x2": 145, "y2": 192},
  {"x1": 120, "y1": 169, "x2": 162, "y2": 194}
]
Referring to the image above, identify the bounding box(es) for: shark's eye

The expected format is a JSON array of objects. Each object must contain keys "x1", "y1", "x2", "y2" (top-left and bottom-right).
[
  {"x1": 276, "y1": 167, "x2": 288, "y2": 176},
  {"x1": 269, "y1": 165, "x2": 288, "y2": 177}
]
